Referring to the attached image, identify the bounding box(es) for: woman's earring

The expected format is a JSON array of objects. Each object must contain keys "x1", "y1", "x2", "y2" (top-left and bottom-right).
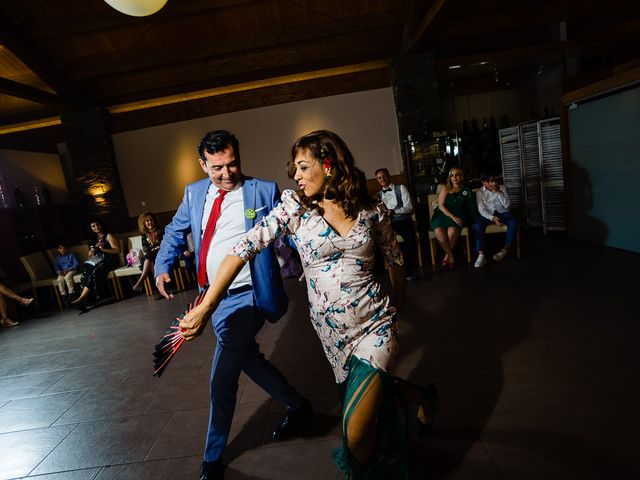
[{"x1": 324, "y1": 188, "x2": 336, "y2": 200}]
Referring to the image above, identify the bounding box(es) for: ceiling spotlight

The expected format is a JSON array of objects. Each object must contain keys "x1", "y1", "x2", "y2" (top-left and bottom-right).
[{"x1": 103, "y1": 0, "x2": 168, "y2": 17}]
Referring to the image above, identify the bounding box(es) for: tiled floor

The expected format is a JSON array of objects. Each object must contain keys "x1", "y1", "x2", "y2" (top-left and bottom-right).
[{"x1": 1, "y1": 236, "x2": 639, "y2": 479}]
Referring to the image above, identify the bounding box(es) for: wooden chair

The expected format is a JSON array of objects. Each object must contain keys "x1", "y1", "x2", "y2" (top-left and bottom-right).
[
  {"x1": 19, "y1": 252, "x2": 62, "y2": 309},
  {"x1": 426, "y1": 192, "x2": 472, "y2": 265},
  {"x1": 174, "y1": 232, "x2": 195, "y2": 291}
]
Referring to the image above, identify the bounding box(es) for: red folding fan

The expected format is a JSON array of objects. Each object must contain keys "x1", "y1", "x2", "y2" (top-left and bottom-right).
[{"x1": 153, "y1": 288, "x2": 207, "y2": 377}]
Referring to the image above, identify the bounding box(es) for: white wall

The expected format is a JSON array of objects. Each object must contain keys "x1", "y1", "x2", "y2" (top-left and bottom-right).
[
  {"x1": 113, "y1": 88, "x2": 402, "y2": 216},
  {"x1": 0, "y1": 149, "x2": 69, "y2": 207}
]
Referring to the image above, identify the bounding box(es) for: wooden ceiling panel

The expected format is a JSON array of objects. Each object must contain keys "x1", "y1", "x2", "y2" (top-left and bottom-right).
[{"x1": 0, "y1": 0, "x2": 638, "y2": 152}]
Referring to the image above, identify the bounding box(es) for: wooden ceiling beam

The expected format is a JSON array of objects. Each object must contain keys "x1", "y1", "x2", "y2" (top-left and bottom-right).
[
  {"x1": 65, "y1": 10, "x2": 404, "y2": 79},
  {"x1": 0, "y1": 76, "x2": 68, "y2": 106},
  {"x1": 0, "y1": 6, "x2": 89, "y2": 106},
  {"x1": 82, "y1": 28, "x2": 399, "y2": 100},
  {"x1": 402, "y1": 0, "x2": 450, "y2": 53}
]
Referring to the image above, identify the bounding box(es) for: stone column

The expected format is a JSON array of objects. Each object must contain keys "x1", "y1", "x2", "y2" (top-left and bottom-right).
[
  {"x1": 60, "y1": 108, "x2": 129, "y2": 233},
  {"x1": 391, "y1": 52, "x2": 441, "y2": 143},
  {"x1": 391, "y1": 52, "x2": 442, "y2": 190}
]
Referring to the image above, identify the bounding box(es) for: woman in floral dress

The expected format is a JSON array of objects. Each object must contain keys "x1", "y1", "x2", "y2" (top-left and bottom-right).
[{"x1": 181, "y1": 130, "x2": 437, "y2": 479}]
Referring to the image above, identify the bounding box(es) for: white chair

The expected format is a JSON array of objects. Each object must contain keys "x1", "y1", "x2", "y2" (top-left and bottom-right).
[
  {"x1": 112, "y1": 236, "x2": 152, "y2": 298},
  {"x1": 19, "y1": 252, "x2": 62, "y2": 309},
  {"x1": 427, "y1": 192, "x2": 472, "y2": 265}
]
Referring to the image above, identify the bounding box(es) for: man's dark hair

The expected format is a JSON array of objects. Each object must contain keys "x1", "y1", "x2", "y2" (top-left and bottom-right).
[
  {"x1": 197, "y1": 130, "x2": 240, "y2": 161},
  {"x1": 479, "y1": 173, "x2": 497, "y2": 182},
  {"x1": 375, "y1": 168, "x2": 390, "y2": 176}
]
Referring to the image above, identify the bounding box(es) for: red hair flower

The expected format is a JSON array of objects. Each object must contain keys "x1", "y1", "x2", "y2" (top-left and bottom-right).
[{"x1": 323, "y1": 157, "x2": 331, "y2": 170}]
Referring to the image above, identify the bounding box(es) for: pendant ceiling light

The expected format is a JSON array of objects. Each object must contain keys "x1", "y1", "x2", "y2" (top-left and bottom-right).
[{"x1": 103, "y1": 0, "x2": 168, "y2": 17}]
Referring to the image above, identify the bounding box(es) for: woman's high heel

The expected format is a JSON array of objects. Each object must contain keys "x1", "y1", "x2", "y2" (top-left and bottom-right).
[
  {"x1": 1, "y1": 317, "x2": 19, "y2": 327},
  {"x1": 20, "y1": 297, "x2": 34, "y2": 307},
  {"x1": 417, "y1": 384, "x2": 439, "y2": 437}
]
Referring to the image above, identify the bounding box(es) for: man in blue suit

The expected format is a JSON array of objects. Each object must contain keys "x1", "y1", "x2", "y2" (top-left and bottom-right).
[{"x1": 155, "y1": 130, "x2": 311, "y2": 480}]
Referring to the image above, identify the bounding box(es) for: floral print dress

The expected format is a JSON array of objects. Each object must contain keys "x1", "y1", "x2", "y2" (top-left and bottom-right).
[{"x1": 232, "y1": 189, "x2": 403, "y2": 383}]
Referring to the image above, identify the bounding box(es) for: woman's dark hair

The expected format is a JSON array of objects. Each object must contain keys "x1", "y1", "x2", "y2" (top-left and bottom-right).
[
  {"x1": 88, "y1": 219, "x2": 102, "y2": 231},
  {"x1": 197, "y1": 130, "x2": 240, "y2": 161},
  {"x1": 287, "y1": 130, "x2": 374, "y2": 219}
]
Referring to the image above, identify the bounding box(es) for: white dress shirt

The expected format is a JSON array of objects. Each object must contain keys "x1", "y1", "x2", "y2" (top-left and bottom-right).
[
  {"x1": 476, "y1": 185, "x2": 511, "y2": 220},
  {"x1": 201, "y1": 182, "x2": 251, "y2": 288},
  {"x1": 378, "y1": 183, "x2": 413, "y2": 217}
]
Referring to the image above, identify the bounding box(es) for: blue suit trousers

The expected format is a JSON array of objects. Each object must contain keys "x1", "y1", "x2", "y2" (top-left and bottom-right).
[{"x1": 204, "y1": 289, "x2": 304, "y2": 461}]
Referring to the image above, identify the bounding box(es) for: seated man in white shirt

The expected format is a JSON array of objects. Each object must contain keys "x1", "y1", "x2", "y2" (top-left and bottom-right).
[
  {"x1": 473, "y1": 174, "x2": 518, "y2": 268},
  {"x1": 375, "y1": 168, "x2": 417, "y2": 279}
]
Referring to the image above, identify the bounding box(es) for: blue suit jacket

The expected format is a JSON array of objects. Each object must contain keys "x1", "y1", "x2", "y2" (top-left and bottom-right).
[{"x1": 155, "y1": 176, "x2": 288, "y2": 322}]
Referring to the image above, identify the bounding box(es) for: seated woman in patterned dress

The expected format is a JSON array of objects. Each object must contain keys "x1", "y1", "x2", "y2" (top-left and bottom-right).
[
  {"x1": 180, "y1": 130, "x2": 438, "y2": 479},
  {"x1": 133, "y1": 212, "x2": 163, "y2": 292},
  {"x1": 70, "y1": 220, "x2": 120, "y2": 311},
  {"x1": 430, "y1": 167, "x2": 478, "y2": 268}
]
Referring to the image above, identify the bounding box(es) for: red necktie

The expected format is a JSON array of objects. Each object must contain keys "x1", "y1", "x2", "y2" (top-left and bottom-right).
[{"x1": 197, "y1": 189, "x2": 228, "y2": 287}]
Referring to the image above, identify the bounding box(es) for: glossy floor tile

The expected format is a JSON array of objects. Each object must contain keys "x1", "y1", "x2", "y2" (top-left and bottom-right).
[{"x1": 1, "y1": 236, "x2": 639, "y2": 479}]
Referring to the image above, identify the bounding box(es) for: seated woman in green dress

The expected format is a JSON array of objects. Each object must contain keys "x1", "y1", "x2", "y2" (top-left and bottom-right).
[{"x1": 430, "y1": 167, "x2": 477, "y2": 268}]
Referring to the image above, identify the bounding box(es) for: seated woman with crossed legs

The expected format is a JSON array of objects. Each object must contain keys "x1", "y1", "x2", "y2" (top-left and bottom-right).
[
  {"x1": 133, "y1": 212, "x2": 163, "y2": 292},
  {"x1": 70, "y1": 220, "x2": 120, "y2": 312}
]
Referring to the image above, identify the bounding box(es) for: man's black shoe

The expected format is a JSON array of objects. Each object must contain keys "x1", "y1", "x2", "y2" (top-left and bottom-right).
[
  {"x1": 200, "y1": 459, "x2": 225, "y2": 480},
  {"x1": 272, "y1": 399, "x2": 313, "y2": 440}
]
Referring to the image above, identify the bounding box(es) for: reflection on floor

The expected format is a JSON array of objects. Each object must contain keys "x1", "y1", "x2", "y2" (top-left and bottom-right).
[{"x1": 1, "y1": 237, "x2": 639, "y2": 480}]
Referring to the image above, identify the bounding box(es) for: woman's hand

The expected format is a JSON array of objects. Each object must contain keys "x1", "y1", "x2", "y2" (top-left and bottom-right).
[
  {"x1": 451, "y1": 215, "x2": 462, "y2": 226},
  {"x1": 179, "y1": 303, "x2": 213, "y2": 341}
]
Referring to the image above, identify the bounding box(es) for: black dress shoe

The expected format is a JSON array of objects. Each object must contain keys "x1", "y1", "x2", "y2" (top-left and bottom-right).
[
  {"x1": 272, "y1": 398, "x2": 313, "y2": 440},
  {"x1": 200, "y1": 459, "x2": 225, "y2": 480}
]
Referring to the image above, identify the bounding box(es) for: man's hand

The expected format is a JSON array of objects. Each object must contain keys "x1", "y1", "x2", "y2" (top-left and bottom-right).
[
  {"x1": 179, "y1": 303, "x2": 212, "y2": 341},
  {"x1": 155, "y1": 272, "x2": 174, "y2": 299},
  {"x1": 492, "y1": 216, "x2": 503, "y2": 226}
]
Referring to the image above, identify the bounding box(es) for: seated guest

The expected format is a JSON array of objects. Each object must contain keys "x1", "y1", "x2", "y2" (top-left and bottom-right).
[
  {"x1": 54, "y1": 243, "x2": 79, "y2": 304},
  {"x1": 0, "y1": 282, "x2": 34, "y2": 327},
  {"x1": 133, "y1": 212, "x2": 163, "y2": 292},
  {"x1": 70, "y1": 220, "x2": 120, "y2": 312},
  {"x1": 430, "y1": 167, "x2": 477, "y2": 268},
  {"x1": 473, "y1": 174, "x2": 518, "y2": 268},
  {"x1": 375, "y1": 167, "x2": 418, "y2": 279}
]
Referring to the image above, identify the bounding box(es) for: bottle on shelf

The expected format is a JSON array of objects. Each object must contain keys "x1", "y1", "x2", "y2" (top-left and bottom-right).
[
  {"x1": 0, "y1": 179, "x2": 8, "y2": 208},
  {"x1": 33, "y1": 186, "x2": 42, "y2": 206}
]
